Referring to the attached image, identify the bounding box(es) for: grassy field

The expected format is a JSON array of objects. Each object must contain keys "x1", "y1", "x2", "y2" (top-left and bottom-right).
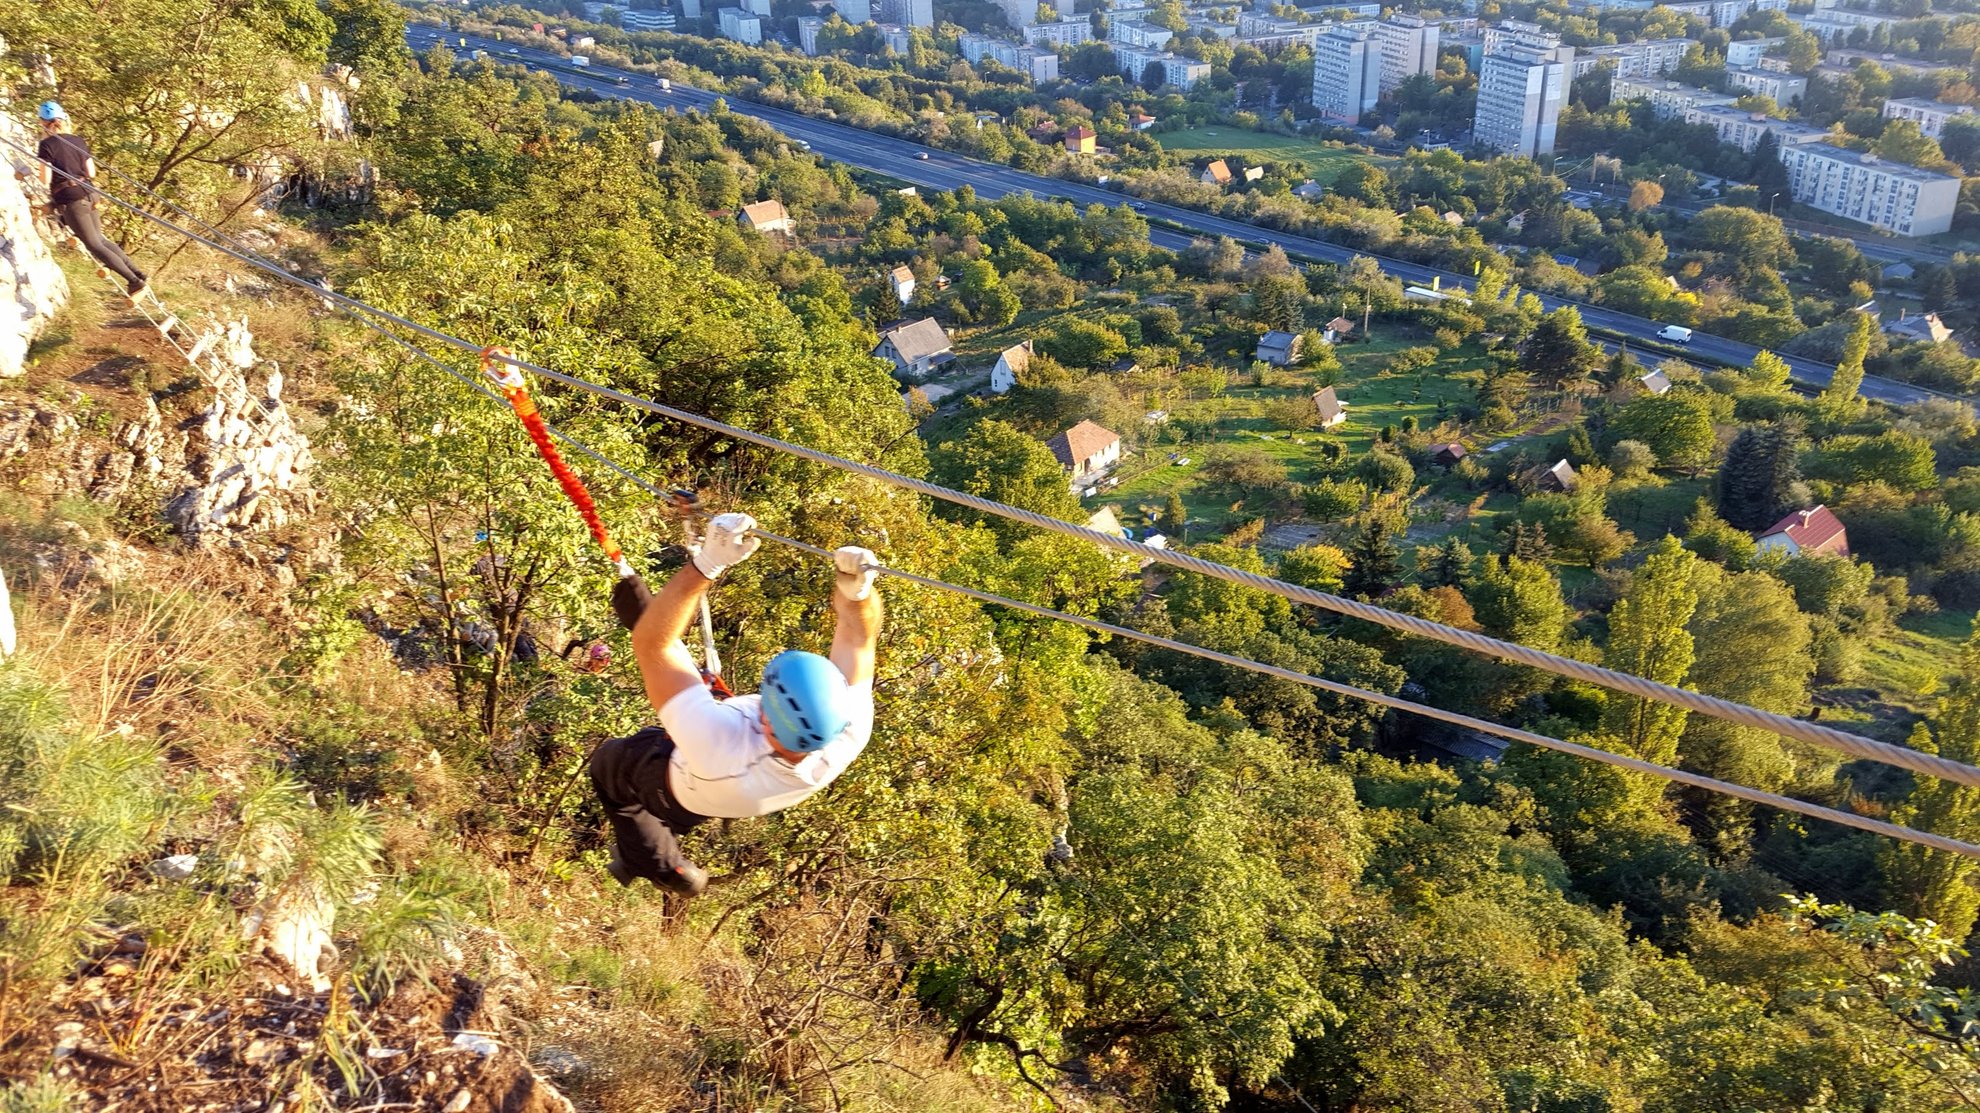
[
  {"x1": 1860, "y1": 607, "x2": 1974, "y2": 720},
  {"x1": 1154, "y1": 127, "x2": 1387, "y2": 185}
]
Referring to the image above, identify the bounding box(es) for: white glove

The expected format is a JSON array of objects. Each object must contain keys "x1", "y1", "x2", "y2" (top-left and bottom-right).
[
  {"x1": 693, "y1": 512, "x2": 760, "y2": 580},
  {"x1": 834, "y1": 546, "x2": 878, "y2": 601}
]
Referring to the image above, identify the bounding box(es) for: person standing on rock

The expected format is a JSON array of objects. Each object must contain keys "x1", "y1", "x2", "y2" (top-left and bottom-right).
[
  {"x1": 33, "y1": 101, "x2": 147, "y2": 298},
  {"x1": 590, "y1": 514, "x2": 882, "y2": 896}
]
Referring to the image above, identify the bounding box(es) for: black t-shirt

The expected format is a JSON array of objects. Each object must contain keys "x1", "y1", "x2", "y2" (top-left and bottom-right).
[{"x1": 36, "y1": 133, "x2": 91, "y2": 206}]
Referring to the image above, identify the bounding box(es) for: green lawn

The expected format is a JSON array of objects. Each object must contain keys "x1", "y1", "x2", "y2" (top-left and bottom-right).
[
  {"x1": 1860, "y1": 608, "x2": 1975, "y2": 720},
  {"x1": 1153, "y1": 127, "x2": 1388, "y2": 186}
]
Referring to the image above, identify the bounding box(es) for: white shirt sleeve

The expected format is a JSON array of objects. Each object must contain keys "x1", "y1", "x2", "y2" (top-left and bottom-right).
[{"x1": 658, "y1": 683, "x2": 758, "y2": 782}]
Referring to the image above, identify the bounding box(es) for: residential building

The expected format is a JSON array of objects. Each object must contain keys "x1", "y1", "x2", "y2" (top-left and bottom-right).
[
  {"x1": 878, "y1": 0, "x2": 932, "y2": 26},
  {"x1": 1256, "y1": 330, "x2": 1304, "y2": 366},
  {"x1": 1201, "y1": 158, "x2": 1233, "y2": 184},
  {"x1": 797, "y1": 15, "x2": 825, "y2": 53},
  {"x1": 1726, "y1": 65, "x2": 1807, "y2": 103},
  {"x1": 960, "y1": 32, "x2": 1022, "y2": 67},
  {"x1": 1670, "y1": 0, "x2": 1784, "y2": 26},
  {"x1": 1683, "y1": 104, "x2": 1828, "y2": 152},
  {"x1": 1724, "y1": 37, "x2": 1783, "y2": 67},
  {"x1": 1639, "y1": 368, "x2": 1672, "y2": 394},
  {"x1": 1824, "y1": 49, "x2": 1958, "y2": 78},
  {"x1": 619, "y1": 8, "x2": 676, "y2": 30},
  {"x1": 1064, "y1": 124, "x2": 1097, "y2": 153},
  {"x1": 1312, "y1": 386, "x2": 1347, "y2": 427},
  {"x1": 1161, "y1": 54, "x2": 1210, "y2": 89},
  {"x1": 1129, "y1": 111, "x2": 1157, "y2": 130},
  {"x1": 1325, "y1": 314, "x2": 1355, "y2": 340},
  {"x1": 1115, "y1": 43, "x2": 1168, "y2": 82},
  {"x1": 1778, "y1": 143, "x2": 1960, "y2": 236},
  {"x1": 1047, "y1": 420, "x2": 1122, "y2": 489},
  {"x1": 1610, "y1": 75, "x2": 1737, "y2": 118},
  {"x1": 1473, "y1": 24, "x2": 1573, "y2": 157},
  {"x1": 873, "y1": 318, "x2": 956, "y2": 380},
  {"x1": 1028, "y1": 19, "x2": 1094, "y2": 47},
  {"x1": 1884, "y1": 310, "x2": 1955, "y2": 344},
  {"x1": 999, "y1": 0, "x2": 1038, "y2": 28},
  {"x1": 1536, "y1": 459, "x2": 1577, "y2": 492},
  {"x1": 737, "y1": 199, "x2": 793, "y2": 235},
  {"x1": 990, "y1": 340, "x2": 1032, "y2": 393},
  {"x1": 832, "y1": 0, "x2": 870, "y2": 19},
  {"x1": 889, "y1": 265, "x2": 915, "y2": 306},
  {"x1": 1312, "y1": 27, "x2": 1382, "y2": 124},
  {"x1": 716, "y1": 6, "x2": 762, "y2": 41},
  {"x1": 1447, "y1": 32, "x2": 1486, "y2": 72},
  {"x1": 1185, "y1": 16, "x2": 1238, "y2": 39},
  {"x1": 1755, "y1": 506, "x2": 1849, "y2": 557},
  {"x1": 1883, "y1": 97, "x2": 1976, "y2": 139},
  {"x1": 1431, "y1": 442, "x2": 1467, "y2": 466},
  {"x1": 1111, "y1": 19, "x2": 1176, "y2": 48},
  {"x1": 878, "y1": 22, "x2": 912, "y2": 51},
  {"x1": 1238, "y1": 25, "x2": 1327, "y2": 51},
  {"x1": 1016, "y1": 46, "x2": 1060, "y2": 83},
  {"x1": 1373, "y1": 14, "x2": 1440, "y2": 94},
  {"x1": 1569, "y1": 37, "x2": 1691, "y2": 79},
  {"x1": 742, "y1": 0, "x2": 771, "y2": 15}
]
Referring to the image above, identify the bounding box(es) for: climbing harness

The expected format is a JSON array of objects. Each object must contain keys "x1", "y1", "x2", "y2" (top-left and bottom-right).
[
  {"x1": 478, "y1": 345, "x2": 634, "y2": 579},
  {"x1": 11, "y1": 130, "x2": 1980, "y2": 857}
]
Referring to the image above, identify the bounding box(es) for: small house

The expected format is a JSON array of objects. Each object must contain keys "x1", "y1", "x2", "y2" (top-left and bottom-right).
[
  {"x1": 1756, "y1": 506, "x2": 1849, "y2": 558},
  {"x1": 1884, "y1": 311, "x2": 1955, "y2": 345},
  {"x1": 889, "y1": 264, "x2": 916, "y2": 306},
  {"x1": 1047, "y1": 420, "x2": 1121, "y2": 489},
  {"x1": 1535, "y1": 458, "x2": 1577, "y2": 492},
  {"x1": 1087, "y1": 505, "x2": 1129, "y2": 539},
  {"x1": 1293, "y1": 179, "x2": 1326, "y2": 201},
  {"x1": 1255, "y1": 330, "x2": 1303, "y2": 367},
  {"x1": 1431, "y1": 442, "x2": 1467, "y2": 467},
  {"x1": 1129, "y1": 112, "x2": 1156, "y2": 130},
  {"x1": 1882, "y1": 261, "x2": 1916, "y2": 283},
  {"x1": 1324, "y1": 316, "x2": 1355, "y2": 343},
  {"x1": 737, "y1": 199, "x2": 793, "y2": 236},
  {"x1": 1639, "y1": 369, "x2": 1672, "y2": 395},
  {"x1": 873, "y1": 318, "x2": 956, "y2": 381},
  {"x1": 990, "y1": 340, "x2": 1032, "y2": 394},
  {"x1": 1064, "y1": 125, "x2": 1097, "y2": 153},
  {"x1": 1200, "y1": 159, "x2": 1232, "y2": 186},
  {"x1": 1107, "y1": 356, "x2": 1142, "y2": 375},
  {"x1": 1243, "y1": 165, "x2": 1265, "y2": 182},
  {"x1": 1312, "y1": 386, "x2": 1346, "y2": 428}
]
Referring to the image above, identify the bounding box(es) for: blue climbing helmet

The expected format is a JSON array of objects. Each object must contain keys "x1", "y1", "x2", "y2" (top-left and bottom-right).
[
  {"x1": 36, "y1": 101, "x2": 67, "y2": 122},
  {"x1": 760, "y1": 650, "x2": 852, "y2": 753}
]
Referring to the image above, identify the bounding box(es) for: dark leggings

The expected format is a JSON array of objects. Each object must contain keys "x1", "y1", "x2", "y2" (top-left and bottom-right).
[
  {"x1": 57, "y1": 198, "x2": 145, "y2": 291},
  {"x1": 588, "y1": 727, "x2": 707, "y2": 880}
]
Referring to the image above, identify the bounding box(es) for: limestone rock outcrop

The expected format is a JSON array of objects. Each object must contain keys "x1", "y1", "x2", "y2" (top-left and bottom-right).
[{"x1": 0, "y1": 111, "x2": 70, "y2": 379}]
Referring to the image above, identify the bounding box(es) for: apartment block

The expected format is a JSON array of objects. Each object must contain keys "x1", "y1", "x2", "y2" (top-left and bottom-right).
[
  {"x1": 1569, "y1": 37, "x2": 1691, "y2": 79},
  {"x1": 1726, "y1": 65, "x2": 1807, "y2": 103},
  {"x1": 1186, "y1": 16, "x2": 1238, "y2": 39},
  {"x1": 1883, "y1": 97, "x2": 1977, "y2": 139},
  {"x1": 1667, "y1": 0, "x2": 1786, "y2": 26},
  {"x1": 1610, "y1": 75, "x2": 1738, "y2": 117},
  {"x1": 1724, "y1": 37, "x2": 1783, "y2": 67},
  {"x1": 878, "y1": 22, "x2": 912, "y2": 51},
  {"x1": 1015, "y1": 45, "x2": 1060, "y2": 82},
  {"x1": 1237, "y1": 24, "x2": 1327, "y2": 51},
  {"x1": 878, "y1": 0, "x2": 932, "y2": 26},
  {"x1": 1373, "y1": 14, "x2": 1440, "y2": 94},
  {"x1": 619, "y1": 7, "x2": 676, "y2": 30},
  {"x1": 1311, "y1": 27, "x2": 1382, "y2": 123},
  {"x1": 1163, "y1": 54, "x2": 1210, "y2": 88},
  {"x1": 1115, "y1": 42, "x2": 1167, "y2": 81},
  {"x1": 833, "y1": 0, "x2": 872, "y2": 22},
  {"x1": 1111, "y1": 19, "x2": 1176, "y2": 48},
  {"x1": 1779, "y1": 144, "x2": 1959, "y2": 236},
  {"x1": 1683, "y1": 104, "x2": 1829, "y2": 151},
  {"x1": 960, "y1": 31, "x2": 1022, "y2": 67},
  {"x1": 716, "y1": 6, "x2": 762, "y2": 42},
  {"x1": 797, "y1": 14, "x2": 825, "y2": 52},
  {"x1": 999, "y1": 0, "x2": 1038, "y2": 28},
  {"x1": 1028, "y1": 19, "x2": 1094, "y2": 46},
  {"x1": 1473, "y1": 24, "x2": 1574, "y2": 157}
]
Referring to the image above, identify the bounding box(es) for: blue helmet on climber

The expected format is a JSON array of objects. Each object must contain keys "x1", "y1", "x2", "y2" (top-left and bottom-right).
[
  {"x1": 760, "y1": 649, "x2": 854, "y2": 753},
  {"x1": 37, "y1": 101, "x2": 67, "y2": 122}
]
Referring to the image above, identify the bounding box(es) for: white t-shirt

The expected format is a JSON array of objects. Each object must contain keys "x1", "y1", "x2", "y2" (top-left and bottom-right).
[{"x1": 657, "y1": 679, "x2": 876, "y2": 819}]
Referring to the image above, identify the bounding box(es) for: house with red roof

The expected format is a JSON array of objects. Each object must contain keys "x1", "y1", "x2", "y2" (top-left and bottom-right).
[
  {"x1": 1047, "y1": 420, "x2": 1121, "y2": 490},
  {"x1": 1756, "y1": 506, "x2": 1849, "y2": 558}
]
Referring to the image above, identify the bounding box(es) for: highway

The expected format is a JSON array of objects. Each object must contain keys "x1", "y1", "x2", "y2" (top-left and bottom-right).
[{"x1": 410, "y1": 26, "x2": 1955, "y2": 410}]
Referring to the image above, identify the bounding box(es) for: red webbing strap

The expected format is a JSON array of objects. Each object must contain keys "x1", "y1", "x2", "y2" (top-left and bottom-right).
[{"x1": 479, "y1": 346, "x2": 628, "y2": 572}]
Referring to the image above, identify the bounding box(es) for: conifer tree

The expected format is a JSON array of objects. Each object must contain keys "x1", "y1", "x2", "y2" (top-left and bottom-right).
[
  {"x1": 1162, "y1": 491, "x2": 1189, "y2": 540},
  {"x1": 1423, "y1": 536, "x2": 1473, "y2": 588},
  {"x1": 1344, "y1": 517, "x2": 1402, "y2": 598},
  {"x1": 1505, "y1": 519, "x2": 1554, "y2": 564},
  {"x1": 1716, "y1": 424, "x2": 1801, "y2": 531}
]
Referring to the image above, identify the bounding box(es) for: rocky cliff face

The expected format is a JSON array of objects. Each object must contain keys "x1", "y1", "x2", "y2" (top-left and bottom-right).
[{"x1": 0, "y1": 111, "x2": 71, "y2": 380}]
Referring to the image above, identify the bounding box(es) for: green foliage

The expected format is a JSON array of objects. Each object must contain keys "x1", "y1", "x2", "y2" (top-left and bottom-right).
[
  {"x1": 1717, "y1": 423, "x2": 1803, "y2": 530},
  {"x1": 1343, "y1": 518, "x2": 1401, "y2": 598},
  {"x1": 1469, "y1": 555, "x2": 1567, "y2": 653},
  {"x1": 1611, "y1": 392, "x2": 1717, "y2": 472},
  {"x1": 1881, "y1": 627, "x2": 1980, "y2": 940},
  {"x1": 1603, "y1": 537, "x2": 1699, "y2": 768},
  {"x1": 1821, "y1": 311, "x2": 1875, "y2": 415},
  {"x1": 930, "y1": 420, "x2": 1085, "y2": 545},
  {"x1": 1519, "y1": 306, "x2": 1598, "y2": 388},
  {"x1": 1805, "y1": 430, "x2": 1938, "y2": 493}
]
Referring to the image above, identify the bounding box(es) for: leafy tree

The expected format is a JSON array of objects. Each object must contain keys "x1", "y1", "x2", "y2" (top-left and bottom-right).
[
  {"x1": 1872, "y1": 119, "x2": 1946, "y2": 166},
  {"x1": 1805, "y1": 431, "x2": 1937, "y2": 493},
  {"x1": 1344, "y1": 518, "x2": 1402, "y2": 598},
  {"x1": 1162, "y1": 491, "x2": 1188, "y2": 538},
  {"x1": 1747, "y1": 349, "x2": 1793, "y2": 391},
  {"x1": 1822, "y1": 311, "x2": 1874, "y2": 414},
  {"x1": 1683, "y1": 499, "x2": 1758, "y2": 568},
  {"x1": 1716, "y1": 424, "x2": 1802, "y2": 530},
  {"x1": 1751, "y1": 129, "x2": 1793, "y2": 205},
  {"x1": 1880, "y1": 628, "x2": 1980, "y2": 940},
  {"x1": 1628, "y1": 179, "x2": 1665, "y2": 211},
  {"x1": 1679, "y1": 563, "x2": 1814, "y2": 821},
  {"x1": 930, "y1": 420, "x2": 1084, "y2": 545},
  {"x1": 1770, "y1": 552, "x2": 1875, "y2": 616},
  {"x1": 1611, "y1": 393, "x2": 1717, "y2": 472},
  {"x1": 1520, "y1": 307, "x2": 1599, "y2": 388},
  {"x1": 1689, "y1": 207, "x2": 1795, "y2": 276},
  {"x1": 1505, "y1": 519, "x2": 1555, "y2": 563},
  {"x1": 1279, "y1": 544, "x2": 1349, "y2": 594},
  {"x1": 1356, "y1": 448, "x2": 1416, "y2": 495},
  {"x1": 1039, "y1": 318, "x2": 1129, "y2": 371},
  {"x1": 1469, "y1": 554, "x2": 1567, "y2": 652},
  {"x1": 1608, "y1": 439, "x2": 1656, "y2": 480},
  {"x1": 1603, "y1": 537, "x2": 1700, "y2": 769}
]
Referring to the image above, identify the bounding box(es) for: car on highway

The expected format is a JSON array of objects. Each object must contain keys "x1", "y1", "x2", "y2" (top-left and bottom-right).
[
  {"x1": 1657, "y1": 324, "x2": 1693, "y2": 344},
  {"x1": 916, "y1": 151, "x2": 929, "y2": 159},
  {"x1": 1130, "y1": 201, "x2": 1147, "y2": 211},
  {"x1": 615, "y1": 75, "x2": 630, "y2": 85},
  {"x1": 506, "y1": 47, "x2": 520, "y2": 54}
]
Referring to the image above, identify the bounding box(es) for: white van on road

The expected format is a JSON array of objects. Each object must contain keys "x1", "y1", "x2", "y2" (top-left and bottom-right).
[{"x1": 1657, "y1": 324, "x2": 1693, "y2": 343}]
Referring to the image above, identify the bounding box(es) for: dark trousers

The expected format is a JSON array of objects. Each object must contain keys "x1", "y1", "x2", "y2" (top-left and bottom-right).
[
  {"x1": 57, "y1": 198, "x2": 145, "y2": 291},
  {"x1": 589, "y1": 728, "x2": 707, "y2": 880}
]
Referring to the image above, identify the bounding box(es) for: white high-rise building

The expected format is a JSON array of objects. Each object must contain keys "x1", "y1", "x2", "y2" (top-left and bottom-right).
[
  {"x1": 717, "y1": 6, "x2": 762, "y2": 42},
  {"x1": 1311, "y1": 28, "x2": 1381, "y2": 123},
  {"x1": 1110, "y1": 19, "x2": 1176, "y2": 48},
  {"x1": 879, "y1": 0, "x2": 932, "y2": 27},
  {"x1": 1472, "y1": 24, "x2": 1573, "y2": 158},
  {"x1": 1373, "y1": 14, "x2": 1439, "y2": 95},
  {"x1": 797, "y1": 15, "x2": 825, "y2": 53},
  {"x1": 1028, "y1": 19, "x2": 1094, "y2": 47},
  {"x1": 1884, "y1": 97, "x2": 1977, "y2": 139},
  {"x1": 1779, "y1": 144, "x2": 1960, "y2": 236},
  {"x1": 834, "y1": 0, "x2": 872, "y2": 22},
  {"x1": 1000, "y1": 0, "x2": 1038, "y2": 28}
]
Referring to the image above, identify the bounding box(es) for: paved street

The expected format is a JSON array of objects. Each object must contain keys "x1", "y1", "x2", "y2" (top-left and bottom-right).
[{"x1": 410, "y1": 26, "x2": 1961, "y2": 410}]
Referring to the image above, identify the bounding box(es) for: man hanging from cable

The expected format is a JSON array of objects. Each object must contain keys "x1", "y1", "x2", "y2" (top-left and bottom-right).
[
  {"x1": 32, "y1": 101, "x2": 147, "y2": 298},
  {"x1": 591, "y1": 513, "x2": 882, "y2": 896}
]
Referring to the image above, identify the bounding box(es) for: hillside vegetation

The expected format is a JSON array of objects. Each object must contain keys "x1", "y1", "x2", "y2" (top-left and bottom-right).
[{"x1": 4, "y1": 2, "x2": 1980, "y2": 1112}]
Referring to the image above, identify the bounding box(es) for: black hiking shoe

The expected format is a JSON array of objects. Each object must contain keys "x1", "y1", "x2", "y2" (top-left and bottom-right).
[{"x1": 606, "y1": 854, "x2": 708, "y2": 898}]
